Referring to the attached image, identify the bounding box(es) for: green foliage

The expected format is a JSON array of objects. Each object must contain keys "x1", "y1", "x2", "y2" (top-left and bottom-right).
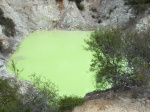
[
  {"x1": 0, "y1": 8, "x2": 16, "y2": 37},
  {"x1": 124, "y1": 29, "x2": 150, "y2": 86},
  {"x1": 0, "y1": 77, "x2": 59, "y2": 112},
  {"x1": 68, "y1": 0, "x2": 84, "y2": 11},
  {"x1": 0, "y1": 78, "x2": 36, "y2": 112},
  {"x1": 9, "y1": 60, "x2": 23, "y2": 77},
  {"x1": 29, "y1": 73, "x2": 59, "y2": 111},
  {"x1": 0, "y1": 78, "x2": 20, "y2": 112},
  {"x1": 58, "y1": 95, "x2": 84, "y2": 111},
  {"x1": 85, "y1": 26, "x2": 150, "y2": 90},
  {"x1": 124, "y1": 0, "x2": 150, "y2": 14},
  {"x1": 125, "y1": 0, "x2": 150, "y2": 5},
  {"x1": 85, "y1": 27, "x2": 125, "y2": 89},
  {"x1": 0, "y1": 72, "x2": 83, "y2": 112},
  {"x1": 76, "y1": 3, "x2": 84, "y2": 11},
  {"x1": 8, "y1": 60, "x2": 87, "y2": 112},
  {"x1": 6, "y1": 60, "x2": 60, "y2": 112},
  {"x1": 0, "y1": 77, "x2": 47, "y2": 112}
]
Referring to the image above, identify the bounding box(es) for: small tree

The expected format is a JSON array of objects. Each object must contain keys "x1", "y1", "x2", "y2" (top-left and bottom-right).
[
  {"x1": 0, "y1": 75, "x2": 60, "y2": 112},
  {"x1": 29, "y1": 73, "x2": 59, "y2": 112},
  {"x1": 0, "y1": 78, "x2": 20, "y2": 112},
  {"x1": 124, "y1": 29, "x2": 150, "y2": 86},
  {"x1": 5, "y1": 60, "x2": 60, "y2": 112},
  {"x1": 85, "y1": 26, "x2": 150, "y2": 90},
  {"x1": 58, "y1": 95, "x2": 84, "y2": 112}
]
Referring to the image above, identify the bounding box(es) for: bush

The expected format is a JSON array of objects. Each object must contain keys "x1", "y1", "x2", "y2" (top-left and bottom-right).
[
  {"x1": 85, "y1": 26, "x2": 150, "y2": 90},
  {"x1": 124, "y1": 0, "x2": 150, "y2": 14},
  {"x1": 7, "y1": 60, "x2": 60, "y2": 112},
  {"x1": 29, "y1": 73, "x2": 59, "y2": 112},
  {"x1": 68, "y1": 0, "x2": 84, "y2": 11},
  {"x1": 58, "y1": 95, "x2": 84, "y2": 111},
  {"x1": 76, "y1": 3, "x2": 84, "y2": 11},
  {"x1": 125, "y1": 0, "x2": 150, "y2": 5},
  {"x1": 0, "y1": 76, "x2": 60, "y2": 112},
  {"x1": 0, "y1": 78, "x2": 20, "y2": 112},
  {"x1": 0, "y1": 8, "x2": 16, "y2": 37},
  {"x1": 124, "y1": 29, "x2": 150, "y2": 86},
  {"x1": 8, "y1": 60, "x2": 85, "y2": 112}
]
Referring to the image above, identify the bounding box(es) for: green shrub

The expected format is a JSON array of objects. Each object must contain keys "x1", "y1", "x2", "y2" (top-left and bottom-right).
[
  {"x1": 7, "y1": 60, "x2": 60, "y2": 112},
  {"x1": 0, "y1": 78, "x2": 20, "y2": 112},
  {"x1": 68, "y1": 0, "x2": 84, "y2": 11},
  {"x1": 58, "y1": 95, "x2": 84, "y2": 111},
  {"x1": 0, "y1": 8, "x2": 16, "y2": 37},
  {"x1": 76, "y1": 3, "x2": 84, "y2": 11},
  {"x1": 125, "y1": 0, "x2": 150, "y2": 5},
  {"x1": 9, "y1": 60, "x2": 23, "y2": 77},
  {"x1": 29, "y1": 73, "x2": 59, "y2": 111},
  {"x1": 85, "y1": 26, "x2": 150, "y2": 90}
]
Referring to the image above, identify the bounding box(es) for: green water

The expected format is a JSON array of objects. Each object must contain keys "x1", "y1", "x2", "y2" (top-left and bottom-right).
[{"x1": 7, "y1": 30, "x2": 95, "y2": 97}]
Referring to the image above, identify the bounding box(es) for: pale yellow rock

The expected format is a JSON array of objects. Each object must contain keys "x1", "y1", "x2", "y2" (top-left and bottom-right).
[{"x1": 72, "y1": 97, "x2": 150, "y2": 112}]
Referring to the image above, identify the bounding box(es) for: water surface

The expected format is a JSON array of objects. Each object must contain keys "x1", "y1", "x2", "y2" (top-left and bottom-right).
[{"x1": 7, "y1": 30, "x2": 95, "y2": 97}]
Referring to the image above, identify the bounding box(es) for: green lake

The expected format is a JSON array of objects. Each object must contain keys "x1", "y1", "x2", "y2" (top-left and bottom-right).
[{"x1": 7, "y1": 30, "x2": 95, "y2": 97}]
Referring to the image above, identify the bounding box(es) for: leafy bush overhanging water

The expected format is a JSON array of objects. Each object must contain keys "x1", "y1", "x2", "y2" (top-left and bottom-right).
[{"x1": 85, "y1": 26, "x2": 150, "y2": 90}]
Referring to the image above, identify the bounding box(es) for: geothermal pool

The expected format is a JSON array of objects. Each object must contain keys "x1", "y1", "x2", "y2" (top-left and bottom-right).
[{"x1": 7, "y1": 30, "x2": 95, "y2": 97}]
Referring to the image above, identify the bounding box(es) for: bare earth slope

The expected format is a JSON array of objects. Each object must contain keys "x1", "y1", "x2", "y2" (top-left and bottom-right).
[{"x1": 73, "y1": 87, "x2": 150, "y2": 112}]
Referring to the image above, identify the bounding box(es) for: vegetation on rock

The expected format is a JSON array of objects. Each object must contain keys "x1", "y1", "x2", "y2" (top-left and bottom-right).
[
  {"x1": 0, "y1": 78, "x2": 20, "y2": 112},
  {"x1": 0, "y1": 8, "x2": 16, "y2": 37},
  {"x1": 0, "y1": 75, "x2": 84, "y2": 112},
  {"x1": 68, "y1": 0, "x2": 84, "y2": 11},
  {"x1": 2, "y1": 60, "x2": 85, "y2": 112},
  {"x1": 124, "y1": 0, "x2": 150, "y2": 15},
  {"x1": 0, "y1": 74, "x2": 59, "y2": 112},
  {"x1": 58, "y1": 95, "x2": 84, "y2": 112},
  {"x1": 2, "y1": 60, "x2": 59, "y2": 112},
  {"x1": 85, "y1": 26, "x2": 150, "y2": 90},
  {"x1": 125, "y1": 0, "x2": 150, "y2": 5}
]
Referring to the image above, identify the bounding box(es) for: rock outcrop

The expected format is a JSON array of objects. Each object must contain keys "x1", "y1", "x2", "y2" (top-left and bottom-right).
[
  {"x1": 73, "y1": 87, "x2": 150, "y2": 112},
  {"x1": 73, "y1": 95, "x2": 150, "y2": 112}
]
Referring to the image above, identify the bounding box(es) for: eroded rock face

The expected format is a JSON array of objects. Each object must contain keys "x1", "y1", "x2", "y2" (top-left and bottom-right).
[
  {"x1": 0, "y1": 0, "x2": 96, "y2": 34},
  {"x1": 89, "y1": 0, "x2": 134, "y2": 27},
  {"x1": 73, "y1": 97, "x2": 150, "y2": 112},
  {"x1": 73, "y1": 87, "x2": 150, "y2": 112}
]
